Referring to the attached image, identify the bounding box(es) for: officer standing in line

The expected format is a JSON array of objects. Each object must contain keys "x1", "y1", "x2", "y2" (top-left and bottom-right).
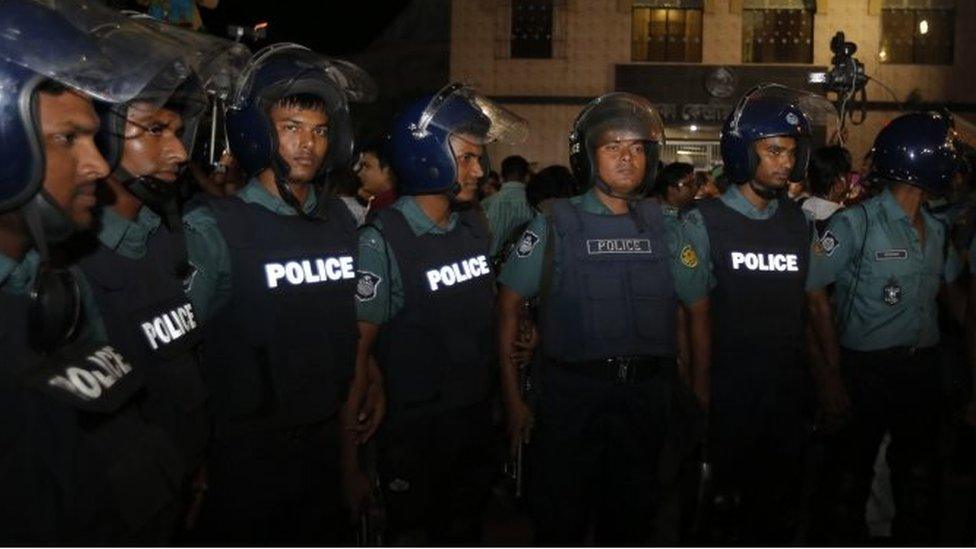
[
  {"x1": 807, "y1": 112, "x2": 964, "y2": 544},
  {"x1": 681, "y1": 84, "x2": 834, "y2": 544},
  {"x1": 181, "y1": 43, "x2": 379, "y2": 544},
  {"x1": 354, "y1": 83, "x2": 528, "y2": 544},
  {"x1": 497, "y1": 92, "x2": 712, "y2": 545},
  {"x1": 0, "y1": 0, "x2": 195, "y2": 542}
]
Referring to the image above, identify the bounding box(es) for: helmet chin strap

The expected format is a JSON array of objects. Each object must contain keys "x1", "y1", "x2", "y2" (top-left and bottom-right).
[
  {"x1": 122, "y1": 172, "x2": 194, "y2": 279},
  {"x1": 747, "y1": 179, "x2": 781, "y2": 201},
  {"x1": 594, "y1": 176, "x2": 647, "y2": 233}
]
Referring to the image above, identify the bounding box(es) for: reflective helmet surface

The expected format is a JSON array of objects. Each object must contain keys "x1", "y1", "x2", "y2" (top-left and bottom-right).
[
  {"x1": 224, "y1": 43, "x2": 376, "y2": 178},
  {"x1": 870, "y1": 112, "x2": 958, "y2": 194},
  {"x1": 568, "y1": 92, "x2": 665, "y2": 194},
  {"x1": 720, "y1": 84, "x2": 828, "y2": 185},
  {"x1": 389, "y1": 83, "x2": 528, "y2": 195}
]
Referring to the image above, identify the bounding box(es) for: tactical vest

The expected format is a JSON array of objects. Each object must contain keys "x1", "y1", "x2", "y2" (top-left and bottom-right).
[
  {"x1": 0, "y1": 290, "x2": 183, "y2": 544},
  {"x1": 540, "y1": 198, "x2": 677, "y2": 362},
  {"x1": 696, "y1": 197, "x2": 809, "y2": 361},
  {"x1": 374, "y1": 207, "x2": 495, "y2": 411},
  {"x1": 77, "y1": 224, "x2": 208, "y2": 468},
  {"x1": 205, "y1": 196, "x2": 358, "y2": 437}
]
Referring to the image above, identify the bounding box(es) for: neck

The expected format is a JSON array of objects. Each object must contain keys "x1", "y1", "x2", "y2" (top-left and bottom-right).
[
  {"x1": 594, "y1": 187, "x2": 632, "y2": 214},
  {"x1": 258, "y1": 169, "x2": 310, "y2": 206},
  {"x1": 889, "y1": 182, "x2": 926, "y2": 221},
  {"x1": 0, "y1": 212, "x2": 29, "y2": 261},
  {"x1": 740, "y1": 182, "x2": 772, "y2": 211},
  {"x1": 105, "y1": 176, "x2": 143, "y2": 221},
  {"x1": 413, "y1": 194, "x2": 452, "y2": 228}
]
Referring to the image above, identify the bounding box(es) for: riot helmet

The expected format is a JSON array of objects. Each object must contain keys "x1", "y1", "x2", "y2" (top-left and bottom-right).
[
  {"x1": 389, "y1": 83, "x2": 528, "y2": 196},
  {"x1": 869, "y1": 111, "x2": 958, "y2": 195}
]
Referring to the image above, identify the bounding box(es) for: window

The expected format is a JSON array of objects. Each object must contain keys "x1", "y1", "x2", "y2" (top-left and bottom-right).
[
  {"x1": 632, "y1": 6, "x2": 703, "y2": 62},
  {"x1": 880, "y1": 4, "x2": 954, "y2": 65},
  {"x1": 742, "y1": 2, "x2": 814, "y2": 63},
  {"x1": 511, "y1": 0, "x2": 553, "y2": 59}
]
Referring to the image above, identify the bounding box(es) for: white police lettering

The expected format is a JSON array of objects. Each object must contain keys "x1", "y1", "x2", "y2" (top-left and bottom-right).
[
  {"x1": 425, "y1": 255, "x2": 491, "y2": 291},
  {"x1": 730, "y1": 251, "x2": 800, "y2": 272},
  {"x1": 140, "y1": 303, "x2": 198, "y2": 351},
  {"x1": 264, "y1": 256, "x2": 356, "y2": 289},
  {"x1": 47, "y1": 345, "x2": 133, "y2": 401}
]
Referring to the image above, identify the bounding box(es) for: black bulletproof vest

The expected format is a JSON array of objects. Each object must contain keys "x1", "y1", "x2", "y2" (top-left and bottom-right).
[
  {"x1": 0, "y1": 290, "x2": 183, "y2": 544},
  {"x1": 77, "y1": 223, "x2": 208, "y2": 467},
  {"x1": 205, "y1": 196, "x2": 358, "y2": 436},
  {"x1": 540, "y1": 198, "x2": 678, "y2": 362},
  {"x1": 697, "y1": 197, "x2": 809, "y2": 359},
  {"x1": 374, "y1": 207, "x2": 495, "y2": 410}
]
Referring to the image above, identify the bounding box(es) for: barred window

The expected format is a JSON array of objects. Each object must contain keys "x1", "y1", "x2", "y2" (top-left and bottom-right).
[
  {"x1": 632, "y1": 7, "x2": 703, "y2": 62},
  {"x1": 880, "y1": 5, "x2": 954, "y2": 65},
  {"x1": 511, "y1": 0, "x2": 553, "y2": 59},
  {"x1": 742, "y1": 4, "x2": 814, "y2": 63}
]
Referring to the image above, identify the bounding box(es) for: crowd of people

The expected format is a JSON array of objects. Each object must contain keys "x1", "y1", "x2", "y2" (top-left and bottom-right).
[{"x1": 1, "y1": 0, "x2": 975, "y2": 546}]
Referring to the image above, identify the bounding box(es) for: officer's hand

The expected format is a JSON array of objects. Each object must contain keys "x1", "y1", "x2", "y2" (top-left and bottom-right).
[
  {"x1": 353, "y1": 377, "x2": 386, "y2": 445},
  {"x1": 692, "y1": 377, "x2": 710, "y2": 412},
  {"x1": 818, "y1": 370, "x2": 851, "y2": 432},
  {"x1": 505, "y1": 398, "x2": 534, "y2": 458},
  {"x1": 510, "y1": 324, "x2": 538, "y2": 365},
  {"x1": 183, "y1": 466, "x2": 208, "y2": 532},
  {"x1": 341, "y1": 464, "x2": 372, "y2": 523}
]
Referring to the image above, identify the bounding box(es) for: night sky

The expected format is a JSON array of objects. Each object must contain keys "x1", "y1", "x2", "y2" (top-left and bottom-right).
[{"x1": 199, "y1": 0, "x2": 413, "y2": 55}]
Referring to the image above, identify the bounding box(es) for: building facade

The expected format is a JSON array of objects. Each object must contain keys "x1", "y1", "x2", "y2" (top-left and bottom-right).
[{"x1": 450, "y1": 0, "x2": 976, "y2": 172}]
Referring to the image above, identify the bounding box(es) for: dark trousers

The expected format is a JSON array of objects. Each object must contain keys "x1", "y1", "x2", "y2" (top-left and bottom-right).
[
  {"x1": 707, "y1": 351, "x2": 809, "y2": 545},
  {"x1": 528, "y1": 363, "x2": 674, "y2": 545},
  {"x1": 377, "y1": 400, "x2": 495, "y2": 545},
  {"x1": 818, "y1": 347, "x2": 942, "y2": 545},
  {"x1": 194, "y1": 419, "x2": 342, "y2": 546}
]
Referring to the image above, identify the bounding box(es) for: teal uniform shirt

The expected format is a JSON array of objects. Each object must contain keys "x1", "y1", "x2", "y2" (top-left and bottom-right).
[
  {"x1": 681, "y1": 184, "x2": 823, "y2": 292},
  {"x1": 356, "y1": 196, "x2": 462, "y2": 325},
  {"x1": 497, "y1": 189, "x2": 710, "y2": 306},
  {"x1": 807, "y1": 187, "x2": 963, "y2": 351},
  {"x1": 182, "y1": 179, "x2": 317, "y2": 321},
  {"x1": 482, "y1": 181, "x2": 534, "y2": 257}
]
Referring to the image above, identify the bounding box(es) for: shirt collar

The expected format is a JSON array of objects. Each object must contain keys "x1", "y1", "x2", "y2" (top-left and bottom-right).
[
  {"x1": 0, "y1": 249, "x2": 39, "y2": 294},
  {"x1": 95, "y1": 206, "x2": 161, "y2": 254},
  {"x1": 579, "y1": 188, "x2": 614, "y2": 215},
  {"x1": 879, "y1": 186, "x2": 910, "y2": 223},
  {"x1": 720, "y1": 184, "x2": 779, "y2": 219},
  {"x1": 396, "y1": 196, "x2": 459, "y2": 236},
  {"x1": 500, "y1": 181, "x2": 525, "y2": 191},
  {"x1": 238, "y1": 178, "x2": 318, "y2": 216}
]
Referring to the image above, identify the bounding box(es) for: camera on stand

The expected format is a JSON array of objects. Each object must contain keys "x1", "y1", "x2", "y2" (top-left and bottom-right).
[{"x1": 809, "y1": 32, "x2": 867, "y2": 95}]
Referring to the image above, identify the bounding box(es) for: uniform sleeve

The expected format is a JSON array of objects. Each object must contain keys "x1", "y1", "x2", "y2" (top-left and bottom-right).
[
  {"x1": 805, "y1": 208, "x2": 860, "y2": 291},
  {"x1": 183, "y1": 206, "x2": 233, "y2": 323},
  {"x1": 680, "y1": 209, "x2": 717, "y2": 293},
  {"x1": 664, "y1": 211, "x2": 710, "y2": 306},
  {"x1": 943, "y1": 240, "x2": 963, "y2": 283},
  {"x1": 356, "y1": 222, "x2": 404, "y2": 325},
  {"x1": 497, "y1": 213, "x2": 548, "y2": 299}
]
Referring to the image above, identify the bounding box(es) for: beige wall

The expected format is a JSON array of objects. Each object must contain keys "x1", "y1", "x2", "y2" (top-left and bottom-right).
[{"x1": 452, "y1": 0, "x2": 976, "y2": 169}]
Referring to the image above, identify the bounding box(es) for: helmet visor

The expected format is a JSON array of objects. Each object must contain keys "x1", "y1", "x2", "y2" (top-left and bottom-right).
[
  {"x1": 0, "y1": 0, "x2": 191, "y2": 104},
  {"x1": 729, "y1": 84, "x2": 838, "y2": 135},
  {"x1": 416, "y1": 83, "x2": 528, "y2": 145},
  {"x1": 579, "y1": 92, "x2": 665, "y2": 150}
]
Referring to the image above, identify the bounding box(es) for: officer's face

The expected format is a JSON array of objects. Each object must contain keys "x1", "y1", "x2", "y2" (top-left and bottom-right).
[
  {"x1": 753, "y1": 136, "x2": 797, "y2": 189},
  {"x1": 120, "y1": 102, "x2": 188, "y2": 183},
  {"x1": 356, "y1": 152, "x2": 393, "y2": 195},
  {"x1": 594, "y1": 132, "x2": 647, "y2": 195},
  {"x1": 269, "y1": 104, "x2": 329, "y2": 184},
  {"x1": 450, "y1": 134, "x2": 485, "y2": 202},
  {"x1": 38, "y1": 90, "x2": 110, "y2": 229}
]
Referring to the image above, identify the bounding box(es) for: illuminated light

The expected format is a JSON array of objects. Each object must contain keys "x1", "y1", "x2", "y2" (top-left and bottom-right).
[
  {"x1": 254, "y1": 21, "x2": 269, "y2": 31},
  {"x1": 879, "y1": 49, "x2": 888, "y2": 60},
  {"x1": 919, "y1": 20, "x2": 929, "y2": 35},
  {"x1": 676, "y1": 150, "x2": 695, "y2": 155},
  {"x1": 808, "y1": 72, "x2": 827, "y2": 84},
  {"x1": 689, "y1": 125, "x2": 698, "y2": 132}
]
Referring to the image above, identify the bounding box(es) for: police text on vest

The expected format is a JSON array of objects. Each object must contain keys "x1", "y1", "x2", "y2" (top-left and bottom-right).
[
  {"x1": 265, "y1": 256, "x2": 356, "y2": 289},
  {"x1": 47, "y1": 345, "x2": 133, "y2": 401},
  {"x1": 140, "y1": 303, "x2": 198, "y2": 351},
  {"x1": 426, "y1": 255, "x2": 490, "y2": 291},
  {"x1": 730, "y1": 252, "x2": 799, "y2": 272}
]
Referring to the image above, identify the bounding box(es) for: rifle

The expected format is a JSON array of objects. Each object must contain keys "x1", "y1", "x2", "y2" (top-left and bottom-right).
[
  {"x1": 355, "y1": 441, "x2": 386, "y2": 546},
  {"x1": 504, "y1": 298, "x2": 535, "y2": 500}
]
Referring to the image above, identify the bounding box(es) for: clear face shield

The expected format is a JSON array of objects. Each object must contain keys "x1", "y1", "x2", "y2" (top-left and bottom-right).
[
  {"x1": 413, "y1": 83, "x2": 529, "y2": 146},
  {"x1": 729, "y1": 84, "x2": 839, "y2": 138}
]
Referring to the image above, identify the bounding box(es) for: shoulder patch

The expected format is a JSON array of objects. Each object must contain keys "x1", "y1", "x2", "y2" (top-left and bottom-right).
[
  {"x1": 680, "y1": 244, "x2": 699, "y2": 268},
  {"x1": 819, "y1": 230, "x2": 839, "y2": 257},
  {"x1": 515, "y1": 230, "x2": 540, "y2": 258},
  {"x1": 356, "y1": 270, "x2": 382, "y2": 302}
]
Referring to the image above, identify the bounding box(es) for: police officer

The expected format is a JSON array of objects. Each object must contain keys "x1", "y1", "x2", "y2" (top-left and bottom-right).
[
  {"x1": 808, "y1": 112, "x2": 964, "y2": 544},
  {"x1": 63, "y1": 23, "x2": 247, "y2": 532},
  {"x1": 0, "y1": 0, "x2": 194, "y2": 542},
  {"x1": 355, "y1": 83, "x2": 527, "y2": 544},
  {"x1": 182, "y1": 44, "x2": 378, "y2": 544},
  {"x1": 682, "y1": 84, "x2": 832, "y2": 544},
  {"x1": 497, "y1": 92, "x2": 711, "y2": 544}
]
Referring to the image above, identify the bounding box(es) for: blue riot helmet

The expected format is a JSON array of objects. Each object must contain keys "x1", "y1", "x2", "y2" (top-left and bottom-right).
[
  {"x1": 721, "y1": 84, "x2": 836, "y2": 194},
  {"x1": 869, "y1": 112, "x2": 958, "y2": 195},
  {"x1": 225, "y1": 43, "x2": 376, "y2": 212},
  {"x1": 389, "y1": 83, "x2": 529, "y2": 195},
  {"x1": 568, "y1": 92, "x2": 665, "y2": 199}
]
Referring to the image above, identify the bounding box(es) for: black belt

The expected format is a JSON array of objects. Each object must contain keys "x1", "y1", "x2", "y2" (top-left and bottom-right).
[
  {"x1": 843, "y1": 345, "x2": 937, "y2": 358},
  {"x1": 552, "y1": 356, "x2": 674, "y2": 384}
]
